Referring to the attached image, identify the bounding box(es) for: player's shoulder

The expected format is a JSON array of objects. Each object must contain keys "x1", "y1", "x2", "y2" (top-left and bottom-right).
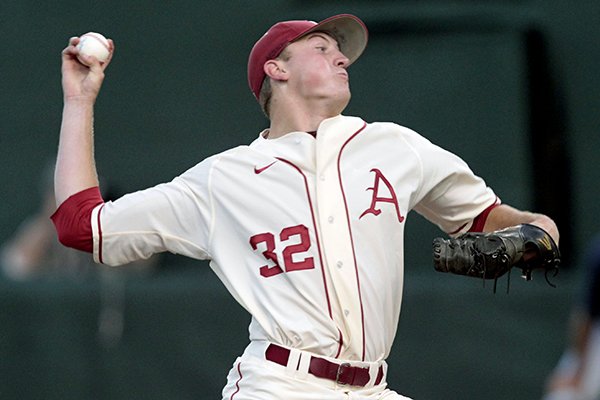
[
  {"x1": 182, "y1": 144, "x2": 275, "y2": 182},
  {"x1": 362, "y1": 119, "x2": 434, "y2": 147},
  {"x1": 212, "y1": 145, "x2": 253, "y2": 160},
  {"x1": 161, "y1": 145, "x2": 257, "y2": 196},
  {"x1": 184, "y1": 145, "x2": 255, "y2": 173},
  {"x1": 365, "y1": 120, "x2": 419, "y2": 136}
]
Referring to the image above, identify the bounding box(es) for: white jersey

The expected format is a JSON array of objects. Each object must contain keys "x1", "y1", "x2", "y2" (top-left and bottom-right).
[{"x1": 91, "y1": 115, "x2": 496, "y2": 362}]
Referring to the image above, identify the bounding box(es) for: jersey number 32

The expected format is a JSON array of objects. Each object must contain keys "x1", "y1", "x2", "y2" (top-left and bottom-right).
[{"x1": 249, "y1": 224, "x2": 315, "y2": 278}]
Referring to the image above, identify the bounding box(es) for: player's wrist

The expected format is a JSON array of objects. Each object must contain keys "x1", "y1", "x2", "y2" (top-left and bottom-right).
[
  {"x1": 63, "y1": 94, "x2": 96, "y2": 107},
  {"x1": 529, "y1": 214, "x2": 560, "y2": 245}
]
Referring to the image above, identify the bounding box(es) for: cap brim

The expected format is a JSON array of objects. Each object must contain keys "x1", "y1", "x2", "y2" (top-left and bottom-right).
[{"x1": 294, "y1": 14, "x2": 368, "y2": 66}]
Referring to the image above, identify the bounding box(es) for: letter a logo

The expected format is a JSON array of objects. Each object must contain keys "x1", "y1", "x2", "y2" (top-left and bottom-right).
[{"x1": 359, "y1": 168, "x2": 405, "y2": 223}]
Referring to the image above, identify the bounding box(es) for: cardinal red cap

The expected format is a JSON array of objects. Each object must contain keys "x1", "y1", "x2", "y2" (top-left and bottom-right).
[{"x1": 247, "y1": 14, "x2": 368, "y2": 100}]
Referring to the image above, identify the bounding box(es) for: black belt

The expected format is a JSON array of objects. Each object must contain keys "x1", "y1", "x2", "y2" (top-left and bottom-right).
[{"x1": 265, "y1": 343, "x2": 384, "y2": 387}]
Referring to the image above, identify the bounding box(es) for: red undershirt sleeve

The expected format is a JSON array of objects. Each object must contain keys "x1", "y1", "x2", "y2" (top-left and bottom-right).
[
  {"x1": 468, "y1": 200, "x2": 501, "y2": 233},
  {"x1": 50, "y1": 186, "x2": 105, "y2": 253}
]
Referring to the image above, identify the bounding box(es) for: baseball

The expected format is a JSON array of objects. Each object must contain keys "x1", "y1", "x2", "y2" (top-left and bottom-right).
[{"x1": 76, "y1": 32, "x2": 110, "y2": 66}]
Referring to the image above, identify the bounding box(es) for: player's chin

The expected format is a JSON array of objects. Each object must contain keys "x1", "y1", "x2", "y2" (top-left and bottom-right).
[
  {"x1": 327, "y1": 87, "x2": 350, "y2": 103},
  {"x1": 332, "y1": 81, "x2": 351, "y2": 97},
  {"x1": 335, "y1": 87, "x2": 351, "y2": 104},
  {"x1": 331, "y1": 96, "x2": 351, "y2": 116},
  {"x1": 315, "y1": 86, "x2": 350, "y2": 110},
  {"x1": 338, "y1": 87, "x2": 351, "y2": 106}
]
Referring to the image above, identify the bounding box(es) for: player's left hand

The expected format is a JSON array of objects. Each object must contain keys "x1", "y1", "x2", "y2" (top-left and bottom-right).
[{"x1": 432, "y1": 224, "x2": 561, "y2": 288}]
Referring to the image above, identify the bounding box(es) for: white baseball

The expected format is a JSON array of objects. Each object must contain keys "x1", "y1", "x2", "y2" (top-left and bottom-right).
[{"x1": 76, "y1": 32, "x2": 110, "y2": 66}]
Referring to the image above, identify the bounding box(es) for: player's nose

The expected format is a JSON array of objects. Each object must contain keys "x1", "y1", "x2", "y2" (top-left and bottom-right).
[{"x1": 335, "y1": 51, "x2": 350, "y2": 68}]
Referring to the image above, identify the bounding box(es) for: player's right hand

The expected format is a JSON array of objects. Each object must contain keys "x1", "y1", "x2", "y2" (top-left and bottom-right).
[{"x1": 61, "y1": 36, "x2": 115, "y2": 102}]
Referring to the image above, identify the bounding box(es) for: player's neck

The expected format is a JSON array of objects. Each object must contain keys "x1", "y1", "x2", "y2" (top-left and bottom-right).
[{"x1": 267, "y1": 97, "x2": 344, "y2": 139}]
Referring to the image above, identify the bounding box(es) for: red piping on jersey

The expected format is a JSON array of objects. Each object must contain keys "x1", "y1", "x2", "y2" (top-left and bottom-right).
[
  {"x1": 229, "y1": 361, "x2": 243, "y2": 399},
  {"x1": 275, "y1": 157, "x2": 341, "y2": 353},
  {"x1": 449, "y1": 222, "x2": 468, "y2": 235},
  {"x1": 337, "y1": 121, "x2": 368, "y2": 361},
  {"x1": 97, "y1": 204, "x2": 106, "y2": 264}
]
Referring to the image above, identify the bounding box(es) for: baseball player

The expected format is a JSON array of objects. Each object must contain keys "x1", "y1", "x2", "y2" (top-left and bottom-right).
[{"x1": 53, "y1": 14, "x2": 560, "y2": 399}]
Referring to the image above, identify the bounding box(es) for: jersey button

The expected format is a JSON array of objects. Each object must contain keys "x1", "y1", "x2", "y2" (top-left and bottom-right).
[
  {"x1": 336, "y1": 261, "x2": 343, "y2": 268},
  {"x1": 328, "y1": 216, "x2": 334, "y2": 223}
]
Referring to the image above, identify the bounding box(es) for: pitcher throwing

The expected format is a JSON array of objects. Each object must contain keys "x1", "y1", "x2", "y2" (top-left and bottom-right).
[{"x1": 53, "y1": 14, "x2": 560, "y2": 399}]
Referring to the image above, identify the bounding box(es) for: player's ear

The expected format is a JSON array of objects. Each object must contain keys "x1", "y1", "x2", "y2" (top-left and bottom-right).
[{"x1": 264, "y1": 60, "x2": 288, "y2": 82}]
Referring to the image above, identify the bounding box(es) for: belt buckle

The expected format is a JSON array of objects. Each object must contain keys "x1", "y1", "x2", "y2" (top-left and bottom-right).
[{"x1": 335, "y1": 362, "x2": 352, "y2": 385}]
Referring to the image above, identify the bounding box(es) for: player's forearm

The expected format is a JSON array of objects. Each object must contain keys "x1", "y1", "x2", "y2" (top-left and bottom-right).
[
  {"x1": 54, "y1": 98, "x2": 100, "y2": 206},
  {"x1": 482, "y1": 204, "x2": 559, "y2": 244}
]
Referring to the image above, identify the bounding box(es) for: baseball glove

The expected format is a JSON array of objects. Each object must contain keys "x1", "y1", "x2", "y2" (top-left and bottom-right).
[{"x1": 432, "y1": 224, "x2": 560, "y2": 291}]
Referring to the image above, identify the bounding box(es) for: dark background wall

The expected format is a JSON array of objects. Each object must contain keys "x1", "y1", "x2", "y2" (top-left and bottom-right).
[{"x1": 1, "y1": 1, "x2": 598, "y2": 399}]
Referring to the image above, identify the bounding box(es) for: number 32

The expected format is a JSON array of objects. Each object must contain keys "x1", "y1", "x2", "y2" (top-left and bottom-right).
[{"x1": 249, "y1": 224, "x2": 315, "y2": 278}]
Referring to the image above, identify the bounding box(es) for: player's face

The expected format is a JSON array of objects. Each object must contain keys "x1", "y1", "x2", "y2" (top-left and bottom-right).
[{"x1": 281, "y1": 33, "x2": 351, "y2": 109}]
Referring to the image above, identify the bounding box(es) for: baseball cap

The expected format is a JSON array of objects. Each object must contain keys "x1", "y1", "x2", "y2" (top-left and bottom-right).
[{"x1": 247, "y1": 14, "x2": 368, "y2": 100}]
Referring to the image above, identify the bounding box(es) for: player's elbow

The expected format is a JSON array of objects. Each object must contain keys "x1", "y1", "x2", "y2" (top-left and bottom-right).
[
  {"x1": 50, "y1": 186, "x2": 104, "y2": 253},
  {"x1": 55, "y1": 226, "x2": 93, "y2": 253}
]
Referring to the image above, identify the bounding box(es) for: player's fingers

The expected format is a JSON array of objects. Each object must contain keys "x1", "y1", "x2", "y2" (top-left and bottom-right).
[
  {"x1": 86, "y1": 55, "x2": 105, "y2": 73},
  {"x1": 63, "y1": 37, "x2": 80, "y2": 54},
  {"x1": 62, "y1": 37, "x2": 81, "y2": 58},
  {"x1": 61, "y1": 46, "x2": 80, "y2": 67},
  {"x1": 100, "y1": 39, "x2": 115, "y2": 70}
]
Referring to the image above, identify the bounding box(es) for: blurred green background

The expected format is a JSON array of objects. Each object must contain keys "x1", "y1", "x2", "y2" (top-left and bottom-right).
[{"x1": 1, "y1": 1, "x2": 598, "y2": 399}]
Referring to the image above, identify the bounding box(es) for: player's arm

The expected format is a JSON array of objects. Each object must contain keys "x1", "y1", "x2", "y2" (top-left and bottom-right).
[
  {"x1": 433, "y1": 204, "x2": 560, "y2": 283},
  {"x1": 51, "y1": 36, "x2": 114, "y2": 253},
  {"x1": 481, "y1": 204, "x2": 559, "y2": 245},
  {"x1": 55, "y1": 36, "x2": 114, "y2": 206}
]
